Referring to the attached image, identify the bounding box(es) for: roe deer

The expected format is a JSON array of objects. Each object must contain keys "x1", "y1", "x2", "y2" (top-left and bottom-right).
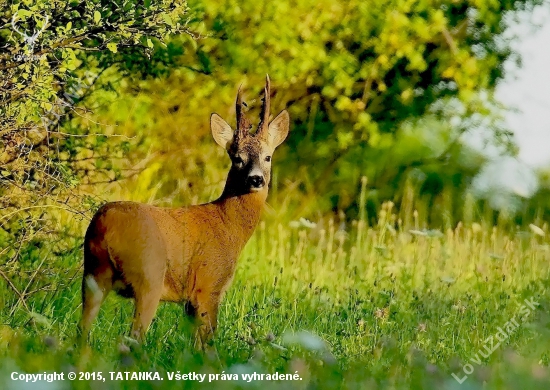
[{"x1": 79, "y1": 76, "x2": 289, "y2": 347}]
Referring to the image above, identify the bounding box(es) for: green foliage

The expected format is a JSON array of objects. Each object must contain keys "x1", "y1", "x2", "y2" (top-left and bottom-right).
[
  {"x1": 0, "y1": 0, "x2": 190, "y2": 242},
  {"x1": 2, "y1": 0, "x2": 546, "y2": 231},
  {"x1": 72, "y1": 0, "x2": 545, "y2": 219},
  {"x1": 194, "y1": 0, "x2": 537, "y2": 140},
  {"x1": 187, "y1": 0, "x2": 541, "y2": 213}
]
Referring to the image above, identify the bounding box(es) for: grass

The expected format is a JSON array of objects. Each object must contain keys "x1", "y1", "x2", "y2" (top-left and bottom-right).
[{"x1": 1, "y1": 200, "x2": 550, "y2": 389}]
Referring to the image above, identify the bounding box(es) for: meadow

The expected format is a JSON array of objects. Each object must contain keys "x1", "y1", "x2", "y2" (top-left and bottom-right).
[{"x1": 1, "y1": 191, "x2": 550, "y2": 390}]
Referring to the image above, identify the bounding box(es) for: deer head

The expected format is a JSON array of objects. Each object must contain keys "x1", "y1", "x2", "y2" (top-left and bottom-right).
[{"x1": 211, "y1": 76, "x2": 289, "y2": 196}]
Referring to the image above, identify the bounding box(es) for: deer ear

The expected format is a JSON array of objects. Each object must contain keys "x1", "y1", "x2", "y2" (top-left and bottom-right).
[
  {"x1": 267, "y1": 110, "x2": 290, "y2": 148},
  {"x1": 211, "y1": 113, "x2": 234, "y2": 149}
]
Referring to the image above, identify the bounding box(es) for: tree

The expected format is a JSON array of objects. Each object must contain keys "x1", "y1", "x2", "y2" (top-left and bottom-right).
[
  {"x1": 78, "y1": 0, "x2": 544, "y2": 220},
  {"x1": 0, "y1": 0, "x2": 190, "y2": 261}
]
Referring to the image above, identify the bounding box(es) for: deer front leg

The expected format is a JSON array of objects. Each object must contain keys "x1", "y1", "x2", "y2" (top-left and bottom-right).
[{"x1": 192, "y1": 292, "x2": 220, "y2": 350}]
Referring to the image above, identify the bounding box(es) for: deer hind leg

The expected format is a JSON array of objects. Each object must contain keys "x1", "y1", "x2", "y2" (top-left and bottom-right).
[
  {"x1": 79, "y1": 269, "x2": 113, "y2": 346},
  {"x1": 127, "y1": 253, "x2": 166, "y2": 342},
  {"x1": 130, "y1": 286, "x2": 163, "y2": 343}
]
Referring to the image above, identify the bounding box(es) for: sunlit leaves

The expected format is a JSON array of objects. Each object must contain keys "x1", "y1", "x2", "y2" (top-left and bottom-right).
[
  {"x1": 0, "y1": 0, "x2": 190, "y2": 241},
  {"x1": 181, "y1": 0, "x2": 543, "y2": 154},
  {"x1": 106, "y1": 42, "x2": 118, "y2": 53}
]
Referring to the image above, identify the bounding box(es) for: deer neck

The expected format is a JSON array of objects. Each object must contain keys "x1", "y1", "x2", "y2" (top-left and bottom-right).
[{"x1": 214, "y1": 183, "x2": 268, "y2": 242}]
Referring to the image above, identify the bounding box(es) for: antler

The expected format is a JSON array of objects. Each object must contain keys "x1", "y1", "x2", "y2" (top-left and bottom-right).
[
  {"x1": 235, "y1": 84, "x2": 242, "y2": 124},
  {"x1": 235, "y1": 84, "x2": 252, "y2": 139},
  {"x1": 235, "y1": 76, "x2": 272, "y2": 140},
  {"x1": 256, "y1": 75, "x2": 271, "y2": 138}
]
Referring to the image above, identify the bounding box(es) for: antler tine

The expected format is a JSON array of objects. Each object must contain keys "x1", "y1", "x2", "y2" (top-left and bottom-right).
[
  {"x1": 257, "y1": 74, "x2": 271, "y2": 136},
  {"x1": 262, "y1": 74, "x2": 271, "y2": 126},
  {"x1": 235, "y1": 84, "x2": 252, "y2": 137},
  {"x1": 235, "y1": 84, "x2": 243, "y2": 128}
]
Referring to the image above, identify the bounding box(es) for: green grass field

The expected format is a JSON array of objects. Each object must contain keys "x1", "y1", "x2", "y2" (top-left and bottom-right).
[{"x1": 1, "y1": 201, "x2": 550, "y2": 389}]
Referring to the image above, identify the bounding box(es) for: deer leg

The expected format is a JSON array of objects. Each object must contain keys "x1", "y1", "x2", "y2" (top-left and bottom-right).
[
  {"x1": 130, "y1": 288, "x2": 162, "y2": 342},
  {"x1": 79, "y1": 272, "x2": 113, "y2": 345},
  {"x1": 193, "y1": 293, "x2": 220, "y2": 350}
]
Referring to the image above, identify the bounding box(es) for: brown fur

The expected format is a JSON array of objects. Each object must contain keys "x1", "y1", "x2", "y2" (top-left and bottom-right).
[{"x1": 79, "y1": 77, "x2": 289, "y2": 347}]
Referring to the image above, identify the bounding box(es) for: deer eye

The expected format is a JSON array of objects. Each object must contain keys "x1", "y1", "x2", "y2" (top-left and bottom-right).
[
  {"x1": 233, "y1": 156, "x2": 244, "y2": 166},
  {"x1": 265, "y1": 156, "x2": 272, "y2": 162}
]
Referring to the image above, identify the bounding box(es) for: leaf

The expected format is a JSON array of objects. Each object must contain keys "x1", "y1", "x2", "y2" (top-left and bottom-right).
[
  {"x1": 16, "y1": 9, "x2": 33, "y2": 19},
  {"x1": 409, "y1": 230, "x2": 428, "y2": 236},
  {"x1": 299, "y1": 218, "x2": 316, "y2": 228},
  {"x1": 374, "y1": 246, "x2": 389, "y2": 257},
  {"x1": 426, "y1": 229, "x2": 444, "y2": 238},
  {"x1": 269, "y1": 342, "x2": 287, "y2": 351},
  {"x1": 146, "y1": 38, "x2": 154, "y2": 48},
  {"x1": 529, "y1": 224, "x2": 545, "y2": 237},
  {"x1": 282, "y1": 331, "x2": 327, "y2": 351},
  {"x1": 107, "y1": 42, "x2": 118, "y2": 53},
  {"x1": 162, "y1": 13, "x2": 173, "y2": 26},
  {"x1": 441, "y1": 276, "x2": 455, "y2": 285},
  {"x1": 29, "y1": 312, "x2": 52, "y2": 327},
  {"x1": 94, "y1": 10, "x2": 101, "y2": 24}
]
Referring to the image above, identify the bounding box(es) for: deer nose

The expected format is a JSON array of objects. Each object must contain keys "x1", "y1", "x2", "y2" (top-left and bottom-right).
[{"x1": 248, "y1": 175, "x2": 265, "y2": 188}]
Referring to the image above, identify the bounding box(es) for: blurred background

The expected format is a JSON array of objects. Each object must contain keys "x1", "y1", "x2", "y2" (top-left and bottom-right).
[{"x1": 2, "y1": 0, "x2": 550, "y2": 238}]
